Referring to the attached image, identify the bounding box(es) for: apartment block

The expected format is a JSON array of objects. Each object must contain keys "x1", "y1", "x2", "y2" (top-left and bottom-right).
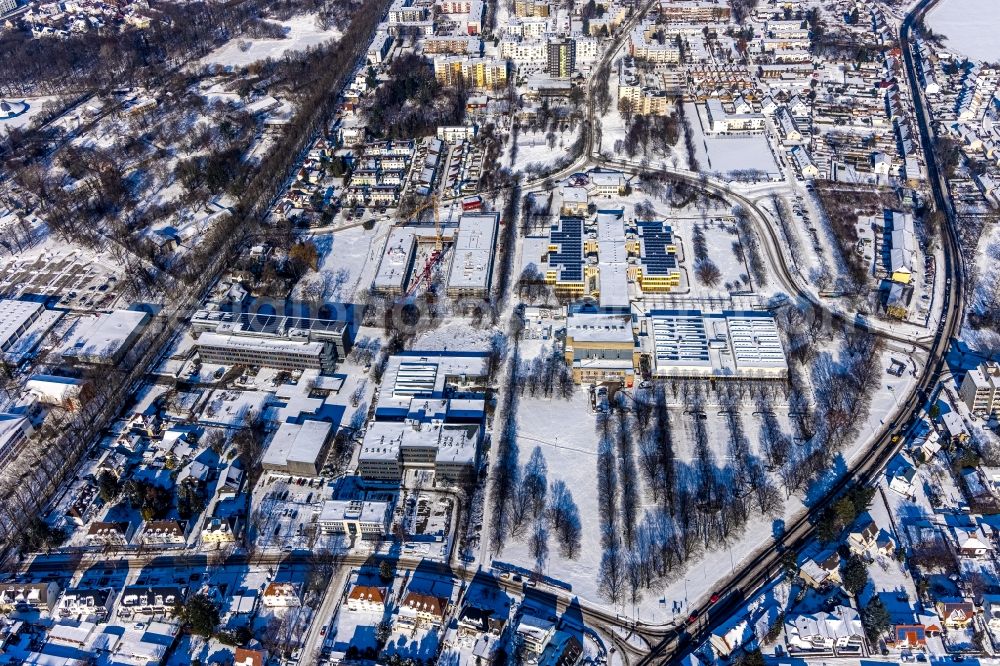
[{"x1": 961, "y1": 362, "x2": 1000, "y2": 416}]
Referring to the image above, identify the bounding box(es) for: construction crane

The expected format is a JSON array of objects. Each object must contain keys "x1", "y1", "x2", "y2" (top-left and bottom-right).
[
  {"x1": 407, "y1": 194, "x2": 443, "y2": 251},
  {"x1": 404, "y1": 195, "x2": 448, "y2": 297}
]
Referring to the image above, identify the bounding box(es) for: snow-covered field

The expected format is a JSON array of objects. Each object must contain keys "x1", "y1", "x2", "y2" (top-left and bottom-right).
[
  {"x1": 509, "y1": 125, "x2": 582, "y2": 174},
  {"x1": 297, "y1": 221, "x2": 390, "y2": 303},
  {"x1": 0, "y1": 96, "x2": 60, "y2": 134},
  {"x1": 201, "y1": 14, "x2": 342, "y2": 68},
  {"x1": 687, "y1": 104, "x2": 780, "y2": 178},
  {"x1": 926, "y1": 0, "x2": 1000, "y2": 62}
]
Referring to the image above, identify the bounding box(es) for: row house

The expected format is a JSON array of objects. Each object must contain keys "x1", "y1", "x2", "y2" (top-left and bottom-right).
[
  {"x1": 119, "y1": 585, "x2": 186, "y2": 618},
  {"x1": 0, "y1": 582, "x2": 61, "y2": 614},
  {"x1": 86, "y1": 521, "x2": 135, "y2": 547},
  {"x1": 58, "y1": 587, "x2": 116, "y2": 621}
]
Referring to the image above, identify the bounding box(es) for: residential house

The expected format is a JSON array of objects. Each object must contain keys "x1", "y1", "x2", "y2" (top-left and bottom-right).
[
  {"x1": 86, "y1": 521, "x2": 135, "y2": 547},
  {"x1": 940, "y1": 411, "x2": 970, "y2": 445},
  {"x1": 235, "y1": 647, "x2": 267, "y2": 666},
  {"x1": 893, "y1": 624, "x2": 927, "y2": 649},
  {"x1": 346, "y1": 585, "x2": 386, "y2": 613},
  {"x1": 846, "y1": 516, "x2": 879, "y2": 557},
  {"x1": 798, "y1": 551, "x2": 842, "y2": 589},
  {"x1": 262, "y1": 583, "x2": 300, "y2": 609},
  {"x1": 784, "y1": 605, "x2": 865, "y2": 654},
  {"x1": 139, "y1": 520, "x2": 187, "y2": 546},
  {"x1": 458, "y1": 605, "x2": 505, "y2": 638},
  {"x1": 119, "y1": 586, "x2": 186, "y2": 618},
  {"x1": 0, "y1": 582, "x2": 61, "y2": 614},
  {"x1": 889, "y1": 464, "x2": 917, "y2": 498},
  {"x1": 396, "y1": 592, "x2": 448, "y2": 628},
  {"x1": 57, "y1": 587, "x2": 116, "y2": 621},
  {"x1": 955, "y1": 527, "x2": 992, "y2": 558},
  {"x1": 201, "y1": 517, "x2": 239, "y2": 545},
  {"x1": 983, "y1": 596, "x2": 1000, "y2": 631},
  {"x1": 876, "y1": 532, "x2": 897, "y2": 559},
  {"x1": 936, "y1": 601, "x2": 976, "y2": 629}
]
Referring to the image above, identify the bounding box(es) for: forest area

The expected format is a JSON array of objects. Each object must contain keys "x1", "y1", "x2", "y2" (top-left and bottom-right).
[{"x1": 0, "y1": 0, "x2": 364, "y2": 95}]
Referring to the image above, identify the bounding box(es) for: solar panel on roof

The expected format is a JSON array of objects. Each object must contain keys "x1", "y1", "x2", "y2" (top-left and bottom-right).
[
  {"x1": 636, "y1": 220, "x2": 678, "y2": 276},
  {"x1": 549, "y1": 217, "x2": 585, "y2": 282}
]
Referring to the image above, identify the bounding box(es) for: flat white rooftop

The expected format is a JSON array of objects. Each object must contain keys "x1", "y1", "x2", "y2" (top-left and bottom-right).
[
  {"x1": 595, "y1": 209, "x2": 629, "y2": 309},
  {"x1": 374, "y1": 227, "x2": 417, "y2": 291},
  {"x1": 62, "y1": 310, "x2": 149, "y2": 362},
  {"x1": 648, "y1": 310, "x2": 787, "y2": 377},
  {"x1": 377, "y1": 351, "x2": 489, "y2": 413},
  {"x1": 447, "y1": 212, "x2": 499, "y2": 292},
  {"x1": 197, "y1": 332, "x2": 325, "y2": 356},
  {"x1": 262, "y1": 419, "x2": 331, "y2": 469},
  {"x1": 0, "y1": 299, "x2": 45, "y2": 352},
  {"x1": 566, "y1": 311, "x2": 634, "y2": 344},
  {"x1": 320, "y1": 499, "x2": 390, "y2": 524}
]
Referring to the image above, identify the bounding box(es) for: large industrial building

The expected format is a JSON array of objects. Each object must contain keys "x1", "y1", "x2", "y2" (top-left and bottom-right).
[
  {"x1": 643, "y1": 309, "x2": 788, "y2": 379},
  {"x1": 355, "y1": 351, "x2": 488, "y2": 484},
  {"x1": 61, "y1": 310, "x2": 150, "y2": 365},
  {"x1": 357, "y1": 420, "x2": 481, "y2": 483},
  {"x1": 261, "y1": 419, "x2": 333, "y2": 476},
  {"x1": 446, "y1": 212, "x2": 499, "y2": 298},
  {"x1": 0, "y1": 299, "x2": 45, "y2": 353}
]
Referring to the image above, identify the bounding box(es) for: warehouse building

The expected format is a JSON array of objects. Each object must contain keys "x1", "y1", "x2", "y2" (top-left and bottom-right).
[
  {"x1": 261, "y1": 419, "x2": 333, "y2": 476},
  {"x1": 0, "y1": 299, "x2": 46, "y2": 353},
  {"x1": 644, "y1": 309, "x2": 788, "y2": 378},
  {"x1": 446, "y1": 212, "x2": 499, "y2": 298},
  {"x1": 61, "y1": 309, "x2": 150, "y2": 365}
]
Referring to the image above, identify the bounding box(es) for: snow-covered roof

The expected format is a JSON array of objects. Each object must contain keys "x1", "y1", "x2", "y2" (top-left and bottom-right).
[
  {"x1": 62, "y1": 309, "x2": 149, "y2": 363},
  {"x1": 0, "y1": 299, "x2": 45, "y2": 352},
  {"x1": 566, "y1": 311, "x2": 633, "y2": 344},
  {"x1": 447, "y1": 212, "x2": 499, "y2": 293},
  {"x1": 262, "y1": 419, "x2": 332, "y2": 470}
]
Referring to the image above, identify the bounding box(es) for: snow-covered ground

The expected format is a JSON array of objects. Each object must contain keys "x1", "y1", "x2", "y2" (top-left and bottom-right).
[
  {"x1": 297, "y1": 220, "x2": 390, "y2": 304},
  {"x1": 509, "y1": 124, "x2": 582, "y2": 174},
  {"x1": 200, "y1": 14, "x2": 343, "y2": 68},
  {"x1": 687, "y1": 104, "x2": 781, "y2": 179},
  {"x1": 926, "y1": 0, "x2": 1000, "y2": 62},
  {"x1": 0, "y1": 96, "x2": 59, "y2": 134}
]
